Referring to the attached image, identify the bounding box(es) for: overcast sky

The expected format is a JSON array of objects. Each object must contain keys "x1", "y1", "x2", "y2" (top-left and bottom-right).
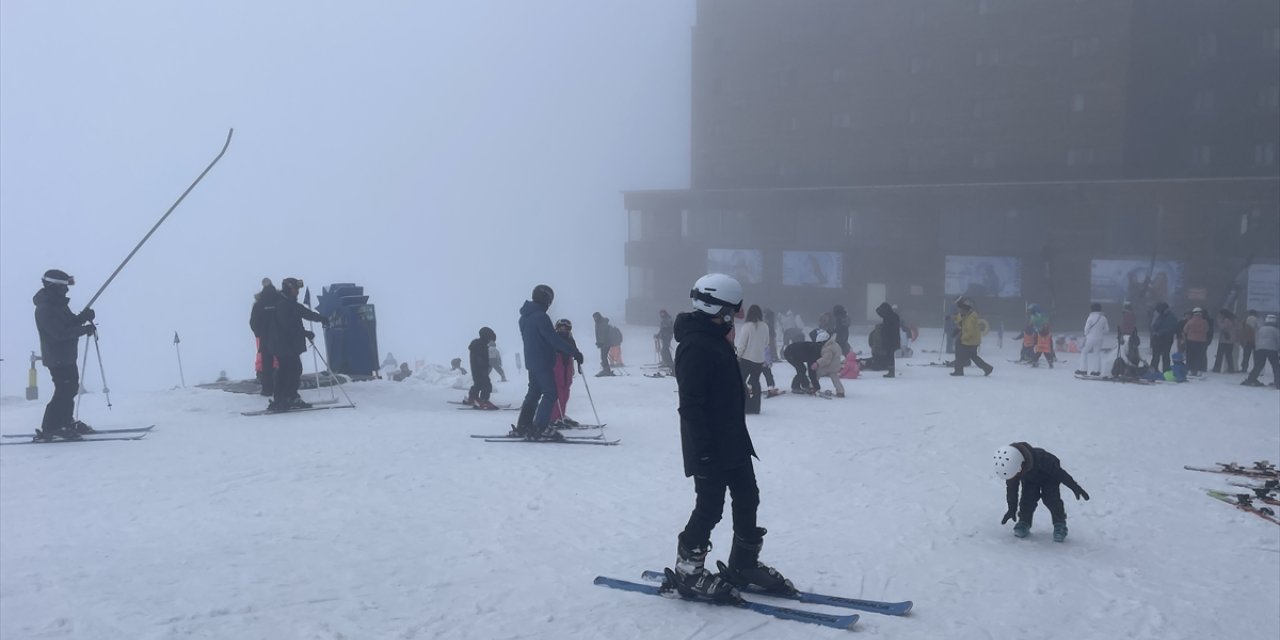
[{"x1": 0, "y1": 1, "x2": 692, "y2": 393}]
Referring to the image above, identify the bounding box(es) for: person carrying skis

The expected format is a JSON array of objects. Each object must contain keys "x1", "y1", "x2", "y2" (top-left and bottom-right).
[
  {"x1": 875, "y1": 302, "x2": 901, "y2": 377},
  {"x1": 993, "y1": 442, "x2": 1089, "y2": 542},
  {"x1": 33, "y1": 269, "x2": 98, "y2": 440},
  {"x1": 516, "y1": 285, "x2": 584, "y2": 440},
  {"x1": 250, "y1": 277, "x2": 281, "y2": 397},
  {"x1": 951, "y1": 297, "x2": 994, "y2": 376},
  {"x1": 466, "y1": 327, "x2": 499, "y2": 409},
  {"x1": 668, "y1": 273, "x2": 793, "y2": 602},
  {"x1": 592, "y1": 312, "x2": 614, "y2": 377},
  {"x1": 656, "y1": 309, "x2": 675, "y2": 371},
  {"x1": 1076, "y1": 302, "x2": 1110, "y2": 377},
  {"x1": 550, "y1": 318, "x2": 579, "y2": 427},
  {"x1": 269, "y1": 277, "x2": 329, "y2": 411}
]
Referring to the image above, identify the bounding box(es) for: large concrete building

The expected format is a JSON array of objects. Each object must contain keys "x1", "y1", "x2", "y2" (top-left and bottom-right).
[{"x1": 622, "y1": 0, "x2": 1280, "y2": 328}]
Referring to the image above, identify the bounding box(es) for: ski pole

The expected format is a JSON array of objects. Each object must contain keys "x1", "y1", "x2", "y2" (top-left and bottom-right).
[
  {"x1": 577, "y1": 364, "x2": 603, "y2": 429},
  {"x1": 173, "y1": 331, "x2": 186, "y2": 388},
  {"x1": 308, "y1": 337, "x2": 356, "y2": 407},
  {"x1": 92, "y1": 325, "x2": 112, "y2": 409},
  {"x1": 74, "y1": 333, "x2": 91, "y2": 420},
  {"x1": 82, "y1": 129, "x2": 233, "y2": 313}
]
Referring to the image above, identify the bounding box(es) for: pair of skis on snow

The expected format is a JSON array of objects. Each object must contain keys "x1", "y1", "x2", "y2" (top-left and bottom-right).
[
  {"x1": 0, "y1": 425, "x2": 154, "y2": 446},
  {"x1": 240, "y1": 400, "x2": 354, "y2": 416},
  {"x1": 1185, "y1": 461, "x2": 1280, "y2": 525},
  {"x1": 472, "y1": 424, "x2": 619, "y2": 446},
  {"x1": 595, "y1": 568, "x2": 912, "y2": 631}
]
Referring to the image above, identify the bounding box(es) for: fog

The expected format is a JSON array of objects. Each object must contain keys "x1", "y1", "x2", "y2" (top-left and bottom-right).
[{"x1": 0, "y1": 2, "x2": 692, "y2": 392}]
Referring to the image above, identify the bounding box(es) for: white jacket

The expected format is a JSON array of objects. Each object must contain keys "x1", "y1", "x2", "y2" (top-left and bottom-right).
[
  {"x1": 815, "y1": 337, "x2": 844, "y2": 375},
  {"x1": 1082, "y1": 311, "x2": 1110, "y2": 342},
  {"x1": 735, "y1": 320, "x2": 768, "y2": 364}
]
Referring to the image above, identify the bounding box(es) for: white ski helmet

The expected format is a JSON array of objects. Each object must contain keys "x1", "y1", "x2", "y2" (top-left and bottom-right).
[
  {"x1": 690, "y1": 273, "x2": 743, "y2": 317},
  {"x1": 993, "y1": 445, "x2": 1025, "y2": 480}
]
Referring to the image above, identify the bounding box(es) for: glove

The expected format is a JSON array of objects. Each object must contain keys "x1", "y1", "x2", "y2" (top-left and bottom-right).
[
  {"x1": 82, "y1": 324, "x2": 96, "y2": 337},
  {"x1": 304, "y1": 330, "x2": 316, "y2": 340},
  {"x1": 573, "y1": 350, "x2": 585, "y2": 365},
  {"x1": 1072, "y1": 486, "x2": 1090, "y2": 501},
  {"x1": 1001, "y1": 509, "x2": 1016, "y2": 525},
  {"x1": 78, "y1": 309, "x2": 96, "y2": 323}
]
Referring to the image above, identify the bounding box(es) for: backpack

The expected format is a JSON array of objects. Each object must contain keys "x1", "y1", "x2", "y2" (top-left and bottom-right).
[{"x1": 609, "y1": 325, "x2": 623, "y2": 346}]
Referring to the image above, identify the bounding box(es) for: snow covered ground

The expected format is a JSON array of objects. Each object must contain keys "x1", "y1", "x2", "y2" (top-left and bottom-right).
[{"x1": 2, "y1": 327, "x2": 1278, "y2": 639}]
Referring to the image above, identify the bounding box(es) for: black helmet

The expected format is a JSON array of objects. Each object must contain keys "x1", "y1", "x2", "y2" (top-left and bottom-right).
[
  {"x1": 281, "y1": 277, "x2": 304, "y2": 293},
  {"x1": 42, "y1": 269, "x2": 74, "y2": 287},
  {"x1": 532, "y1": 284, "x2": 554, "y2": 307},
  {"x1": 479, "y1": 326, "x2": 496, "y2": 341}
]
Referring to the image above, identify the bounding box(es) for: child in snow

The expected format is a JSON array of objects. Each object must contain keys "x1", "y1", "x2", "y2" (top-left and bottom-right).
[
  {"x1": 813, "y1": 330, "x2": 846, "y2": 397},
  {"x1": 466, "y1": 327, "x2": 498, "y2": 409},
  {"x1": 550, "y1": 319, "x2": 579, "y2": 427},
  {"x1": 1027, "y1": 326, "x2": 1055, "y2": 368},
  {"x1": 993, "y1": 442, "x2": 1090, "y2": 542}
]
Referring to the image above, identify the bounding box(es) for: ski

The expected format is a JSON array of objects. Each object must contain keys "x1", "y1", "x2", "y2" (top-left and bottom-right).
[
  {"x1": 448, "y1": 401, "x2": 512, "y2": 408},
  {"x1": 1073, "y1": 374, "x2": 1154, "y2": 385},
  {"x1": 640, "y1": 568, "x2": 912, "y2": 616},
  {"x1": 484, "y1": 438, "x2": 620, "y2": 446},
  {"x1": 470, "y1": 433, "x2": 605, "y2": 440},
  {"x1": 455, "y1": 406, "x2": 519, "y2": 411},
  {"x1": 2, "y1": 425, "x2": 154, "y2": 438},
  {"x1": 241, "y1": 404, "x2": 355, "y2": 417},
  {"x1": 1, "y1": 434, "x2": 148, "y2": 446},
  {"x1": 1184, "y1": 462, "x2": 1278, "y2": 479},
  {"x1": 593, "y1": 576, "x2": 858, "y2": 631},
  {"x1": 1205, "y1": 490, "x2": 1280, "y2": 525}
]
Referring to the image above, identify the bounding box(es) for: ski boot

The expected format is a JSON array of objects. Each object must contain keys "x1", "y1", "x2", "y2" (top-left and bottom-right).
[
  {"x1": 1088, "y1": 371, "x2": 1100, "y2": 377},
  {"x1": 72, "y1": 421, "x2": 96, "y2": 435},
  {"x1": 290, "y1": 397, "x2": 313, "y2": 410},
  {"x1": 1052, "y1": 522, "x2": 1068, "y2": 543},
  {"x1": 1074, "y1": 370, "x2": 1087, "y2": 376},
  {"x1": 507, "y1": 424, "x2": 529, "y2": 438},
  {"x1": 1013, "y1": 520, "x2": 1031, "y2": 538},
  {"x1": 528, "y1": 426, "x2": 565, "y2": 442},
  {"x1": 664, "y1": 539, "x2": 740, "y2": 603},
  {"x1": 717, "y1": 528, "x2": 797, "y2": 596},
  {"x1": 461, "y1": 396, "x2": 474, "y2": 406},
  {"x1": 561, "y1": 416, "x2": 580, "y2": 427}
]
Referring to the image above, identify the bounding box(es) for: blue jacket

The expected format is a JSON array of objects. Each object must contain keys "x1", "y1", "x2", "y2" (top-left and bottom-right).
[{"x1": 519, "y1": 300, "x2": 577, "y2": 373}]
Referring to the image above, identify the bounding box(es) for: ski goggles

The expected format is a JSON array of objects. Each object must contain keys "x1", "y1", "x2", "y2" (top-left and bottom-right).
[{"x1": 42, "y1": 274, "x2": 74, "y2": 286}]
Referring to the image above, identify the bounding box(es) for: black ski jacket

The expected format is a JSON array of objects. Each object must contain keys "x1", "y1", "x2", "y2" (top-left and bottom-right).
[
  {"x1": 33, "y1": 286, "x2": 92, "y2": 368},
  {"x1": 876, "y1": 303, "x2": 902, "y2": 350},
  {"x1": 782, "y1": 340, "x2": 823, "y2": 363},
  {"x1": 674, "y1": 312, "x2": 756, "y2": 478},
  {"x1": 250, "y1": 287, "x2": 282, "y2": 342},
  {"x1": 1005, "y1": 442, "x2": 1085, "y2": 511},
  {"x1": 594, "y1": 315, "x2": 612, "y2": 349},
  {"x1": 270, "y1": 295, "x2": 327, "y2": 356},
  {"x1": 469, "y1": 337, "x2": 491, "y2": 379}
]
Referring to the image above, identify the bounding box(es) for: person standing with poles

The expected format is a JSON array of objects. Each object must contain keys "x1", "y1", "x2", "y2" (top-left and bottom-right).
[
  {"x1": 664, "y1": 273, "x2": 794, "y2": 603},
  {"x1": 515, "y1": 285, "x2": 584, "y2": 440},
  {"x1": 269, "y1": 277, "x2": 329, "y2": 412},
  {"x1": 33, "y1": 269, "x2": 98, "y2": 440}
]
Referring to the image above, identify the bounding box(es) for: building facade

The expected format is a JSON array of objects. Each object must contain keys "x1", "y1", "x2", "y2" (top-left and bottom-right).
[{"x1": 623, "y1": 0, "x2": 1280, "y2": 329}]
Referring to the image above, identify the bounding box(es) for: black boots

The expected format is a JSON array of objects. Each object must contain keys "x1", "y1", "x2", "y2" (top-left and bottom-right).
[
  {"x1": 718, "y1": 528, "x2": 796, "y2": 596},
  {"x1": 668, "y1": 539, "x2": 740, "y2": 603}
]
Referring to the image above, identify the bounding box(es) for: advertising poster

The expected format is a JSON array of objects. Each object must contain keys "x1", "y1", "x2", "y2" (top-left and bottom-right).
[
  {"x1": 782, "y1": 251, "x2": 842, "y2": 288},
  {"x1": 944, "y1": 255, "x2": 1022, "y2": 298},
  {"x1": 707, "y1": 249, "x2": 763, "y2": 285},
  {"x1": 1089, "y1": 259, "x2": 1184, "y2": 305},
  {"x1": 1247, "y1": 264, "x2": 1280, "y2": 312}
]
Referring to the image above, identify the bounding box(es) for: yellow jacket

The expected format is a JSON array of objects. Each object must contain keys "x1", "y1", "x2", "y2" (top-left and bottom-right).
[{"x1": 955, "y1": 310, "x2": 983, "y2": 346}]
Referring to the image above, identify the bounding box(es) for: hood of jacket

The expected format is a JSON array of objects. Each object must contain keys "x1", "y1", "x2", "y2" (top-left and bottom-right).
[
  {"x1": 33, "y1": 286, "x2": 69, "y2": 308},
  {"x1": 674, "y1": 311, "x2": 730, "y2": 343},
  {"x1": 875, "y1": 302, "x2": 894, "y2": 318},
  {"x1": 520, "y1": 300, "x2": 548, "y2": 318}
]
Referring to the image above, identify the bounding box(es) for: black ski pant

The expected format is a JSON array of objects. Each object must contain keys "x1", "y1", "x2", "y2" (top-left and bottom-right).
[
  {"x1": 1186, "y1": 341, "x2": 1209, "y2": 373},
  {"x1": 1240, "y1": 343, "x2": 1255, "y2": 371},
  {"x1": 469, "y1": 371, "x2": 492, "y2": 403},
  {"x1": 1212, "y1": 343, "x2": 1236, "y2": 373},
  {"x1": 761, "y1": 363, "x2": 775, "y2": 389},
  {"x1": 660, "y1": 337, "x2": 674, "y2": 370},
  {"x1": 885, "y1": 351, "x2": 896, "y2": 376},
  {"x1": 786, "y1": 354, "x2": 819, "y2": 392},
  {"x1": 680, "y1": 460, "x2": 760, "y2": 550},
  {"x1": 1246, "y1": 349, "x2": 1279, "y2": 384},
  {"x1": 953, "y1": 344, "x2": 991, "y2": 374},
  {"x1": 41, "y1": 365, "x2": 79, "y2": 432},
  {"x1": 258, "y1": 344, "x2": 276, "y2": 396},
  {"x1": 1016, "y1": 480, "x2": 1067, "y2": 524},
  {"x1": 598, "y1": 346, "x2": 612, "y2": 374},
  {"x1": 739, "y1": 358, "x2": 762, "y2": 414},
  {"x1": 1151, "y1": 334, "x2": 1173, "y2": 372},
  {"x1": 274, "y1": 353, "x2": 304, "y2": 405}
]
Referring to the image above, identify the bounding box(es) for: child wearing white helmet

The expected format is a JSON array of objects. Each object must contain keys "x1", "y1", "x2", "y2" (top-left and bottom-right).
[{"x1": 993, "y1": 442, "x2": 1090, "y2": 542}]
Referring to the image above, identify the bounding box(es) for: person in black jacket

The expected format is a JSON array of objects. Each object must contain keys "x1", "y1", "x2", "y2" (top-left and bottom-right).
[
  {"x1": 249, "y1": 278, "x2": 281, "y2": 397},
  {"x1": 33, "y1": 269, "x2": 98, "y2": 440},
  {"x1": 875, "y1": 302, "x2": 902, "y2": 378},
  {"x1": 467, "y1": 327, "x2": 498, "y2": 409},
  {"x1": 782, "y1": 339, "x2": 823, "y2": 393},
  {"x1": 668, "y1": 273, "x2": 794, "y2": 603},
  {"x1": 832, "y1": 304, "x2": 851, "y2": 355},
  {"x1": 592, "y1": 312, "x2": 614, "y2": 376},
  {"x1": 993, "y1": 442, "x2": 1090, "y2": 543},
  {"x1": 656, "y1": 309, "x2": 675, "y2": 371},
  {"x1": 269, "y1": 277, "x2": 329, "y2": 411}
]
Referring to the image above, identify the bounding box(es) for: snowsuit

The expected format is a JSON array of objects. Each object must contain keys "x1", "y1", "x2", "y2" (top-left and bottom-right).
[
  {"x1": 814, "y1": 334, "x2": 845, "y2": 396},
  {"x1": 1028, "y1": 330, "x2": 1055, "y2": 366},
  {"x1": 673, "y1": 311, "x2": 761, "y2": 551},
  {"x1": 735, "y1": 319, "x2": 768, "y2": 414},
  {"x1": 1080, "y1": 311, "x2": 1111, "y2": 374},
  {"x1": 782, "y1": 341, "x2": 823, "y2": 392},
  {"x1": 33, "y1": 286, "x2": 95, "y2": 434},
  {"x1": 518, "y1": 300, "x2": 580, "y2": 433},
  {"x1": 1211, "y1": 317, "x2": 1236, "y2": 373},
  {"x1": 250, "y1": 284, "x2": 282, "y2": 396},
  {"x1": 875, "y1": 303, "x2": 901, "y2": 376},
  {"x1": 593, "y1": 314, "x2": 613, "y2": 375},
  {"x1": 952, "y1": 309, "x2": 992, "y2": 375},
  {"x1": 1149, "y1": 305, "x2": 1178, "y2": 372},
  {"x1": 1240, "y1": 315, "x2": 1258, "y2": 370},
  {"x1": 468, "y1": 338, "x2": 492, "y2": 404},
  {"x1": 270, "y1": 294, "x2": 327, "y2": 406},
  {"x1": 1183, "y1": 315, "x2": 1210, "y2": 374},
  {"x1": 1244, "y1": 318, "x2": 1279, "y2": 385},
  {"x1": 658, "y1": 311, "x2": 675, "y2": 370},
  {"x1": 1005, "y1": 442, "x2": 1087, "y2": 526},
  {"x1": 551, "y1": 333, "x2": 578, "y2": 422}
]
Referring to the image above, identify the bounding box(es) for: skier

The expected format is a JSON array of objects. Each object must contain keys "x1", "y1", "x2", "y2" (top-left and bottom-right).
[
  {"x1": 249, "y1": 278, "x2": 280, "y2": 397},
  {"x1": 1182, "y1": 308, "x2": 1210, "y2": 375},
  {"x1": 668, "y1": 273, "x2": 793, "y2": 602},
  {"x1": 1027, "y1": 326, "x2": 1056, "y2": 368},
  {"x1": 813, "y1": 330, "x2": 845, "y2": 397},
  {"x1": 269, "y1": 277, "x2": 329, "y2": 411},
  {"x1": 1242, "y1": 314, "x2": 1279, "y2": 387},
  {"x1": 33, "y1": 269, "x2": 98, "y2": 440},
  {"x1": 993, "y1": 442, "x2": 1090, "y2": 542},
  {"x1": 875, "y1": 302, "x2": 901, "y2": 377},
  {"x1": 1149, "y1": 302, "x2": 1178, "y2": 372},
  {"x1": 592, "y1": 312, "x2": 614, "y2": 377},
  {"x1": 489, "y1": 341, "x2": 508, "y2": 383},
  {"x1": 516, "y1": 285, "x2": 584, "y2": 440},
  {"x1": 951, "y1": 297, "x2": 993, "y2": 376},
  {"x1": 466, "y1": 327, "x2": 499, "y2": 409},
  {"x1": 550, "y1": 318, "x2": 579, "y2": 427},
  {"x1": 1076, "y1": 303, "x2": 1110, "y2": 376},
  {"x1": 656, "y1": 309, "x2": 675, "y2": 371},
  {"x1": 832, "y1": 304, "x2": 851, "y2": 355},
  {"x1": 782, "y1": 335, "x2": 823, "y2": 393},
  {"x1": 735, "y1": 304, "x2": 768, "y2": 414}
]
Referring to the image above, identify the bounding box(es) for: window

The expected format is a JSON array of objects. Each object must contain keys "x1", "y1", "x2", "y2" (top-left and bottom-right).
[
  {"x1": 1071, "y1": 37, "x2": 1101, "y2": 58},
  {"x1": 1197, "y1": 33, "x2": 1217, "y2": 60},
  {"x1": 1191, "y1": 89, "x2": 1215, "y2": 115},
  {"x1": 1071, "y1": 94, "x2": 1086, "y2": 112},
  {"x1": 628, "y1": 210, "x2": 644, "y2": 241},
  {"x1": 1191, "y1": 145, "x2": 1212, "y2": 168},
  {"x1": 832, "y1": 113, "x2": 852, "y2": 129},
  {"x1": 629, "y1": 267, "x2": 654, "y2": 299},
  {"x1": 1256, "y1": 142, "x2": 1277, "y2": 167},
  {"x1": 971, "y1": 151, "x2": 996, "y2": 169}
]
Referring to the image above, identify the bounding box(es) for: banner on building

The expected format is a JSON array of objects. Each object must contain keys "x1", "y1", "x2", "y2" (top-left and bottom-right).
[
  {"x1": 1246, "y1": 263, "x2": 1280, "y2": 312},
  {"x1": 1089, "y1": 259, "x2": 1184, "y2": 305},
  {"x1": 944, "y1": 255, "x2": 1022, "y2": 298},
  {"x1": 707, "y1": 249, "x2": 763, "y2": 284},
  {"x1": 782, "y1": 251, "x2": 842, "y2": 288}
]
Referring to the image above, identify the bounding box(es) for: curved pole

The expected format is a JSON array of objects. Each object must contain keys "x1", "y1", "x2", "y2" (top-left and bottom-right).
[{"x1": 82, "y1": 128, "x2": 234, "y2": 312}]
